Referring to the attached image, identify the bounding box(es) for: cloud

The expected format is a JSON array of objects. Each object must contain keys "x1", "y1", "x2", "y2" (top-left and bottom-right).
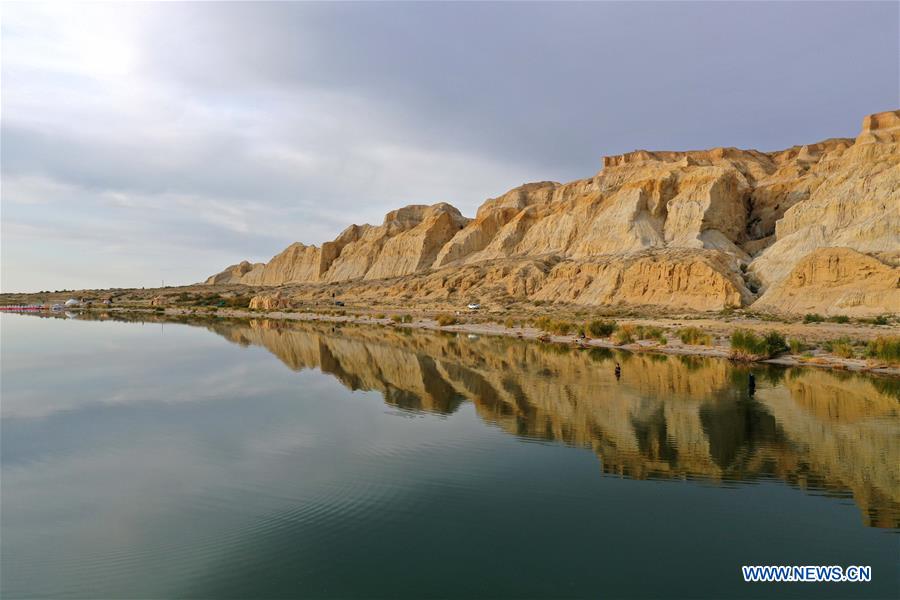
[{"x1": 1, "y1": 1, "x2": 898, "y2": 291}]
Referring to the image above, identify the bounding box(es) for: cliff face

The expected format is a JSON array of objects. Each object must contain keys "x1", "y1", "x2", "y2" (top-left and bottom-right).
[{"x1": 207, "y1": 110, "x2": 899, "y2": 315}]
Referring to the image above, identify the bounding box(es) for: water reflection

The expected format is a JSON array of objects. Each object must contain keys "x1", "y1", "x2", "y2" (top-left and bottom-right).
[
  {"x1": 12, "y1": 312, "x2": 900, "y2": 529},
  {"x1": 190, "y1": 317, "x2": 898, "y2": 529}
]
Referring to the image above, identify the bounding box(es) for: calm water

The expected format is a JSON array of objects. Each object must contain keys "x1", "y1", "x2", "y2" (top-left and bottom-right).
[{"x1": 1, "y1": 313, "x2": 898, "y2": 599}]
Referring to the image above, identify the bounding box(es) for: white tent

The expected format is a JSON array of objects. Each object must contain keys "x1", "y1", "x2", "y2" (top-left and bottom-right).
[{"x1": 64, "y1": 299, "x2": 80, "y2": 307}]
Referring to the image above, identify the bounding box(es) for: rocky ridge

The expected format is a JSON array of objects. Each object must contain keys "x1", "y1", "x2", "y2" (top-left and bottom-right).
[{"x1": 206, "y1": 110, "x2": 900, "y2": 315}]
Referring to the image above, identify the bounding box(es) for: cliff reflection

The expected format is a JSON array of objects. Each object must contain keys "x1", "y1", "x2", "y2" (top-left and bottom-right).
[{"x1": 196, "y1": 318, "x2": 900, "y2": 529}]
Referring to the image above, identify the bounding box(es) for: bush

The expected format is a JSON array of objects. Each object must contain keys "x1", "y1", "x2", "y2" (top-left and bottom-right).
[
  {"x1": 374, "y1": 313, "x2": 386, "y2": 319},
  {"x1": 391, "y1": 314, "x2": 403, "y2": 323},
  {"x1": 828, "y1": 315, "x2": 850, "y2": 324},
  {"x1": 763, "y1": 330, "x2": 787, "y2": 354},
  {"x1": 533, "y1": 316, "x2": 552, "y2": 331},
  {"x1": 862, "y1": 315, "x2": 890, "y2": 326},
  {"x1": 638, "y1": 325, "x2": 667, "y2": 345},
  {"x1": 504, "y1": 317, "x2": 518, "y2": 329},
  {"x1": 803, "y1": 313, "x2": 825, "y2": 323},
  {"x1": 587, "y1": 319, "x2": 617, "y2": 337},
  {"x1": 436, "y1": 314, "x2": 458, "y2": 326},
  {"x1": 830, "y1": 341, "x2": 855, "y2": 359},
  {"x1": 678, "y1": 326, "x2": 712, "y2": 346},
  {"x1": 866, "y1": 336, "x2": 900, "y2": 363},
  {"x1": 548, "y1": 320, "x2": 574, "y2": 335},
  {"x1": 534, "y1": 317, "x2": 574, "y2": 335},
  {"x1": 822, "y1": 336, "x2": 851, "y2": 354},
  {"x1": 614, "y1": 324, "x2": 636, "y2": 345},
  {"x1": 788, "y1": 339, "x2": 806, "y2": 354},
  {"x1": 730, "y1": 329, "x2": 787, "y2": 360}
]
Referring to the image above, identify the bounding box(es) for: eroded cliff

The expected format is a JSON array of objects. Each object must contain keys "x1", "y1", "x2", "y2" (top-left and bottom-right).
[{"x1": 207, "y1": 110, "x2": 899, "y2": 315}]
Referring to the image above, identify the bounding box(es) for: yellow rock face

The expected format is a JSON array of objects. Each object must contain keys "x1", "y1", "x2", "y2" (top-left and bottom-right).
[
  {"x1": 206, "y1": 110, "x2": 900, "y2": 315},
  {"x1": 248, "y1": 292, "x2": 290, "y2": 310},
  {"x1": 753, "y1": 247, "x2": 900, "y2": 316},
  {"x1": 204, "y1": 260, "x2": 263, "y2": 285}
]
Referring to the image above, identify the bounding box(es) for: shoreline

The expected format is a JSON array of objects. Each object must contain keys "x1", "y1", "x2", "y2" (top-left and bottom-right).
[{"x1": 13, "y1": 305, "x2": 898, "y2": 377}]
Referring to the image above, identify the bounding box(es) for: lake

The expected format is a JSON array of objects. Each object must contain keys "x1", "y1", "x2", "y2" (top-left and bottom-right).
[{"x1": 1, "y1": 313, "x2": 898, "y2": 598}]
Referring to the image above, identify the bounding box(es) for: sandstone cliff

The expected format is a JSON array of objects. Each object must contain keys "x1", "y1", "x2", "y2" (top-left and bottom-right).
[{"x1": 207, "y1": 110, "x2": 900, "y2": 315}]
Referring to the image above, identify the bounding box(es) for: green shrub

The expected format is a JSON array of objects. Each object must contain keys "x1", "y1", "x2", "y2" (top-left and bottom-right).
[
  {"x1": 504, "y1": 317, "x2": 518, "y2": 329},
  {"x1": 865, "y1": 336, "x2": 900, "y2": 363},
  {"x1": 402, "y1": 314, "x2": 413, "y2": 323},
  {"x1": 830, "y1": 341, "x2": 855, "y2": 359},
  {"x1": 587, "y1": 319, "x2": 617, "y2": 337},
  {"x1": 763, "y1": 330, "x2": 787, "y2": 354},
  {"x1": 788, "y1": 339, "x2": 806, "y2": 354},
  {"x1": 730, "y1": 329, "x2": 787, "y2": 360},
  {"x1": 533, "y1": 316, "x2": 553, "y2": 331},
  {"x1": 534, "y1": 317, "x2": 574, "y2": 335},
  {"x1": 828, "y1": 315, "x2": 850, "y2": 324},
  {"x1": 435, "y1": 314, "x2": 458, "y2": 326},
  {"x1": 374, "y1": 313, "x2": 386, "y2": 319},
  {"x1": 862, "y1": 315, "x2": 890, "y2": 326},
  {"x1": 391, "y1": 314, "x2": 403, "y2": 323},
  {"x1": 614, "y1": 324, "x2": 636, "y2": 345},
  {"x1": 542, "y1": 320, "x2": 570, "y2": 335},
  {"x1": 678, "y1": 326, "x2": 712, "y2": 346},
  {"x1": 822, "y1": 336, "x2": 850, "y2": 353},
  {"x1": 638, "y1": 325, "x2": 667, "y2": 344},
  {"x1": 803, "y1": 313, "x2": 825, "y2": 323}
]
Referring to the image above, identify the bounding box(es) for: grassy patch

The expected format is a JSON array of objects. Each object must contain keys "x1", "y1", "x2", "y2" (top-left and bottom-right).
[
  {"x1": 860, "y1": 314, "x2": 890, "y2": 326},
  {"x1": 788, "y1": 338, "x2": 807, "y2": 354},
  {"x1": 586, "y1": 319, "x2": 617, "y2": 337},
  {"x1": 866, "y1": 336, "x2": 900, "y2": 364},
  {"x1": 730, "y1": 329, "x2": 787, "y2": 360},
  {"x1": 827, "y1": 315, "x2": 850, "y2": 324},
  {"x1": 435, "y1": 314, "x2": 459, "y2": 326},
  {"x1": 823, "y1": 336, "x2": 855, "y2": 358},
  {"x1": 614, "y1": 324, "x2": 636, "y2": 345},
  {"x1": 803, "y1": 313, "x2": 825, "y2": 324},
  {"x1": 533, "y1": 317, "x2": 575, "y2": 335},
  {"x1": 636, "y1": 325, "x2": 667, "y2": 345},
  {"x1": 678, "y1": 326, "x2": 712, "y2": 346}
]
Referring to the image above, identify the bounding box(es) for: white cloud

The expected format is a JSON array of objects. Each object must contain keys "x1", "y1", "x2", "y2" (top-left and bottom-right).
[{"x1": 1, "y1": 1, "x2": 897, "y2": 292}]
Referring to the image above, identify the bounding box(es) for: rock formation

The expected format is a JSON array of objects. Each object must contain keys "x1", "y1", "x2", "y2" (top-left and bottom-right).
[
  {"x1": 207, "y1": 110, "x2": 900, "y2": 315},
  {"x1": 248, "y1": 291, "x2": 290, "y2": 310}
]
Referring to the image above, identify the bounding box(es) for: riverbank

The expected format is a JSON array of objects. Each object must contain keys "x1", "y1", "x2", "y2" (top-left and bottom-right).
[{"x1": 15, "y1": 302, "x2": 897, "y2": 376}]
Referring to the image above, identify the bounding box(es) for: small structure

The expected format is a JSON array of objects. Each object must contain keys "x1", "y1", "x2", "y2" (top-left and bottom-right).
[
  {"x1": 467, "y1": 303, "x2": 481, "y2": 310},
  {"x1": 64, "y1": 298, "x2": 80, "y2": 307}
]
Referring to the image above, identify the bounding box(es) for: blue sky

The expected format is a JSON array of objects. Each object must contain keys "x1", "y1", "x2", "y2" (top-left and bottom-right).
[{"x1": 2, "y1": 1, "x2": 898, "y2": 292}]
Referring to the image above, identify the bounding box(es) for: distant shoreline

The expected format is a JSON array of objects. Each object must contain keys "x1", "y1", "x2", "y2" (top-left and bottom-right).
[{"x1": 8, "y1": 304, "x2": 899, "y2": 378}]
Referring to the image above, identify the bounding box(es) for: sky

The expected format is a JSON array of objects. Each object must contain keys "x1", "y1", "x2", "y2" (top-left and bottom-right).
[{"x1": 2, "y1": 1, "x2": 898, "y2": 293}]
